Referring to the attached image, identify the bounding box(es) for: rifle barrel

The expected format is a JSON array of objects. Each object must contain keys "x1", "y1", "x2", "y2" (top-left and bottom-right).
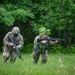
[{"x1": 37, "y1": 38, "x2": 65, "y2": 42}]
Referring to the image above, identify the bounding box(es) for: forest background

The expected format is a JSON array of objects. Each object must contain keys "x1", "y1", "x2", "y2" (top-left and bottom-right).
[{"x1": 0, "y1": 0, "x2": 75, "y2": 53}]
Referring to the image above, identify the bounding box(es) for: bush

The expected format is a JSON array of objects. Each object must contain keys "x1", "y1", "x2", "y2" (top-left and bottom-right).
[
  {"x1": 20, "y1": 43, "x2": 33, "y2": 53},
  {"x1": 50, "y1": 45, "x2": 75, "y2": 54},
  {"x1": 50, "y1": 45, "x2": 63, "y2": 53},
  {"x1": 66, "y1": 44, "x2": 75, "y2": 53}
]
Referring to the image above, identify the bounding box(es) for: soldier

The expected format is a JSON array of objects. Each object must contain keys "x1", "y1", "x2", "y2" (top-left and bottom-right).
[
  {"x1": 32, "y1": 27, "x2": 58, "y2": 63},
  {"x1": 3, "y1": 26, "x2": 24, "y2": 63}
]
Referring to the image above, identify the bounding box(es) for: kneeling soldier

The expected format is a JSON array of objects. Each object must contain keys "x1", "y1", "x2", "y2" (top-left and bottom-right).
[{"x1": 3, "y1": 26, "x2": 24, "y2": 63}]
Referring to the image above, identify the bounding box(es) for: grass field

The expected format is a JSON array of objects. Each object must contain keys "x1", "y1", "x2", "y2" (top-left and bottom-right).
[{"x1": 0, "y1": 52, "x2": 75, "y2": 75}]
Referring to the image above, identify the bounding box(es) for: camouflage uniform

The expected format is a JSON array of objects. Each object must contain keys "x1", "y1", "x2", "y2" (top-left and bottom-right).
[
  {"x1": 3, "y1": 27, "x2": 24, "y2": 63},
  {"x1": 33, "y1": 35, "x2": 56, "y2": 63}
]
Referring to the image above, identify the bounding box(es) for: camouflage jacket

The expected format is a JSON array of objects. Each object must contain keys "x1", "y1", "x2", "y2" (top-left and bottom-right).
[
  {"x1": 33, "y1": 35, "x2": 56, "y2": 51},
  {"x1": 3, "y1": 32, "x2": 24, "y2": 51}
]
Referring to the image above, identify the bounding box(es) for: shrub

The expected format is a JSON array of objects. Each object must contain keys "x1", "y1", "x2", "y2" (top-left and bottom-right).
[
  {"x1": 50, "y1": 44, "x2": 75, "y2": 54},
  {"x1": 50, "y1": 45, "x2": 63, "y2": 53},
  {"x1": 20, "y1": 43, "x2": 33, "y2": 53}
]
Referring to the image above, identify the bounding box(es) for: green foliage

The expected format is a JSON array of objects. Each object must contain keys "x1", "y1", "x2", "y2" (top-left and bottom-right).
[
  {"x1": 0, "y1": 0, "x2": 75, "y2": 47},
  {"x1": 0, "y1": 7, "x2": 15, "y2": 26},
  {"x1": 0, "y1": 0, "x2": 75, "y2": 30},
  {"x1": 0, "y1": 53, "x2": 75, "y2": 75},
  {"x1": 0, "y1": 0, "x2": 75, "y2": 32},
  {"x1": 20, "y1": 43, "x2": 75, "y2": 54},
  {"x1": 51, "y1": 45, "x2": 63, "y2": 53},
  {"x1": 51, "y1": 45, "x2": 75, "y2": 53},
  {"x1": 21, "y1": 43, "x2": 33, "y2": 53},
  {"x1": 67, "y1": 44, "x2": 75, "y2": 53},
  {"x1": 12, "y1": 9, "x2": 34, "y2": 22},
  {"x1": 0, "y1": 3, "x2": 34, "y2": 26},
  {"x1": 31, "y1": 0, "x2": 75, "y2": 35}
]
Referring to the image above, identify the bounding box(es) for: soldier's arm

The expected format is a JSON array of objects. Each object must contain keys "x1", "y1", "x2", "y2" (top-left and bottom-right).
[
  {"x1": 47, "y1": 36, "x2": 57, "y2": 45},
  {"x1": 49, "y1": 41, "x2": 57, "y2": 45},
  {"x1": 17, "y1": 35, "x2": 24, "y2": 49},
  {"x1": 3, "y1": 32, "x2": 13, "y2": 46},
  {"x1": 34, "y1": 35, "x2": 40, "y2": 45},
  {"x1": 33, "y1": 35, "x2": 40, "y2": 50}
]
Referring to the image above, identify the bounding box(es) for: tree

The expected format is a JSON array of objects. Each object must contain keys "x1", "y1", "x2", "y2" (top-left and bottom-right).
[{"x1": 0, "y1": 0, "x2": 75, "y2": 48}]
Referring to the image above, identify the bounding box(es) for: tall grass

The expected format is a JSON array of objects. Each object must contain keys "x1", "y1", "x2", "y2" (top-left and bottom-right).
[{"x1": 0, "y1": 53, "x2": 75, "y2": 75}]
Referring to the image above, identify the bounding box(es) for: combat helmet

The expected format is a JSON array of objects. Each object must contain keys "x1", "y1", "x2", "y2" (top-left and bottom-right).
[
  {"x1": 39, "y1": 27, "x2": 50, "y2": 35},
  {"x1": 12, "y1": 26, "x2": 20, "y2": 37}
]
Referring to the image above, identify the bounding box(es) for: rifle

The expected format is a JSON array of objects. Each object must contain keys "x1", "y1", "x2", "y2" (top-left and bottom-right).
[
  {"x1": 37, "y1": 38, "x2": 65, "y2": 42},
  {"x1": 9, "y1": 35, "x2": 23, "y2": 60},
  {"x1": 37, "y1": 38, "x2": 65, "y2": 51}
]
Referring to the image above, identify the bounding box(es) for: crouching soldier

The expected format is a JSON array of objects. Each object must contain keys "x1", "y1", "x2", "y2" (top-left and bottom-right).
[
  {"x1": 32, "y1": 27, "x2": 58, "y2": 64},
  {"x1": 3, "y1": 26, "x2": 24, "y2": 63}
]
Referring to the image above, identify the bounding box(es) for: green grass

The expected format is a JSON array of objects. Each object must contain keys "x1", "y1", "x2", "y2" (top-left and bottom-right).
[{"x1": 0, "y1": 53, "x2": 75, "y2": 75}]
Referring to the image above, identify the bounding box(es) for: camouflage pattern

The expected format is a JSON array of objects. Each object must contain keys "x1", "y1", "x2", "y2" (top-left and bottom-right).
[
  {"x1": 3, "y1": 27, "x2": 24, "y2": 63},
  {"x1": 39, "y1": 27, "x2": 50, "y2": 35},
  {"x1": 33, "y1": 35, "x2": 56, "y2": 63}
]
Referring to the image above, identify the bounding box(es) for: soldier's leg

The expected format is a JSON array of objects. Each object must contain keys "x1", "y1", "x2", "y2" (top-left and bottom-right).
[
  {"x1": 3, "y1": 50, "x2": 10, "y2": 63},
  {"x1": 41, "y1": 50, "x2": 48, "y2": 63},
  {"x1": 33, "y1": 51, "x2": 40, "y2": 63},
  {"x1": 4, "y1": 56, "x2": 9, "y2": 63},
  {"x1": 10, "y1": 51, "x2": 16, "y2": 62},
  {"x1": 12, "y1": 52, "x2": 16, "y2": 62},
  {"x1": 10, "y1": 51, "x2": 13, "y2": 62}
]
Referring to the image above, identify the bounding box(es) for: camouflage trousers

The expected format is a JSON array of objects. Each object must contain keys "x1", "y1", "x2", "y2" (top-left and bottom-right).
[
  {"x1": 3, "y1": 49, "x2": 17, "y2": 63},
  {"x1": 32, "y1": 50, "x2": 48, "y2": 63}
]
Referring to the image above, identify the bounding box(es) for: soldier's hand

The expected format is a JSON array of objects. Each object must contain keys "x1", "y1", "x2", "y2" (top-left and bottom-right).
[
  {"x1": 41, "y1": 40, "x2": 47, "y2": 44},
  {"x1": 13, "y1": 46, "x2": 15, "y2": 49},
  {"x1": 55, "y1": 40, "x2": 58, "y2": 43},
  {"x1": 9, "y1": 43, "x2": 13, "y2": 46}
]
